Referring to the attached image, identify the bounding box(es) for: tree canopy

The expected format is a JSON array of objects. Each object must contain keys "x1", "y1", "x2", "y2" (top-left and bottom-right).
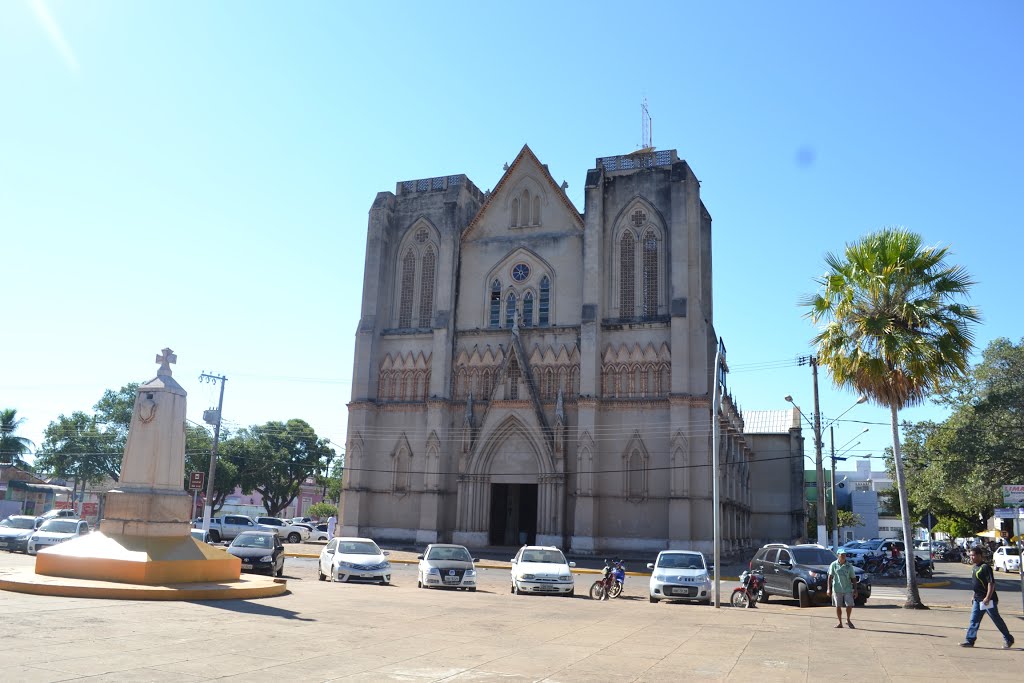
[{"x1": 0, "y1": 408, "x2": 35, "y2": 469}]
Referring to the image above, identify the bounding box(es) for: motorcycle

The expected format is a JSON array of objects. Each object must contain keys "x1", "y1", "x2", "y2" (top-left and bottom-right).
[
  {"x1": 865, "y1": 555, "x2": 905, "y2": 578},
  {"x1": 914, "y1": 554, "x2": 934, "y2": 578},
  {"x1": 607, "y1": 559, "x2": 626, "y2": 598},
  {"x1": 730, "y1": 570, "x2": 764, "y2": 608},
  {"x1": 589, "y1": 561, "x2": 617, "y2": 600}
]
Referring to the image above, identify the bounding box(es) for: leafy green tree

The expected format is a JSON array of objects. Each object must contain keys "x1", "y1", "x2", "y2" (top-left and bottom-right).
[
  {"x1": 836, "y1": 509, "x2": 863, "y2": 530},
  {"x1": 803, "y1": 227, "x2": 979, "y2": 608},
  {"x1": 233, "y1": 419, "x2": 335, "y2": 516},
  {"x1": 182, "y1": 424, "x2": 239, "y2": 515},
  {"x1": 36, "y1": 411, "x2": 121, "y2": 484},
  {"x1": 0, "y1": 408, "x2": 35, "y2": 469},
  {"x1": 306, "y1": 502, "x2": 337, "y2": 520}
]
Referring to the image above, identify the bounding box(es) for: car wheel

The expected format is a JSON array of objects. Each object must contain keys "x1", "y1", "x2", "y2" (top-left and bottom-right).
[
  {"x1": 209, "y1": 530, "x2": 221, "y2": 543},
  {"x1": 566, "y1": 588, "x2": 574, "y2": 597},
  {"x1": 318, "y1": 567, "x2": 326, "y2": 581},
  {"x1": 287, "y1": 532, "x2": 301, "y2": 543},
  {"x1": 757, "y1": 589, "x2": 769, "y2": 603},
  {"x1": 417, "y1": 577, "x2": 422, "y2": 588},
  {"x1": 276, "y1": 564, "x2": 284, "y2": 577},
  {"x1": 469, "y1": 587, "x2": 477, "y2": 592},
  {"x1": 379, "y1": 579, "x2": 389, "y2": 586},
  {"x1": 797, "y1": 582, "x2": 811, "y2": 608},
  {"x1": 854, "y1": 597, "x2": 867, "y2": 606},
  {"x1": 649, "y1": 595, "x2": 658, "y2": 603}
]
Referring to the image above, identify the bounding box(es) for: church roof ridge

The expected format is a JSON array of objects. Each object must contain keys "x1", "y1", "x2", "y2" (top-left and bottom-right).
[{"x1": 463, "y1": 144, "x2": 583, "y2": 239}]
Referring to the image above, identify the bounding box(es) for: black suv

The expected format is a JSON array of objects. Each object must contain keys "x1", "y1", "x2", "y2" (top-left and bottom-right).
[{"x1": 749, "y1": 543, "x2": 872, "y2": 608}]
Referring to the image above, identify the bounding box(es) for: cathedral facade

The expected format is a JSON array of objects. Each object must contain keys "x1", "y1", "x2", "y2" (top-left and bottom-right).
[{"x1": 341, "y1": 146, "x2": 803, "y2": 555}]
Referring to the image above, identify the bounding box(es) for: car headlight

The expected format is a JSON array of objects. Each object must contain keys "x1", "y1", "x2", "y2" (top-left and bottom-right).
[
  {"x1": 559, "y1": 575, "x2": 571, "y2": 581},
  {"x1": 464, "y1": 569, "x2": 476, "y2": 577},
  {"x1": 808, "y1": 570, "x2": 824, "y2": 579},
  {"x1": 522, "y1": 574, "x2": 535, "y2": 580},
  {"x1": 336, "y1": 561, "x2": 354, "y2": 569},
  {"x1": 260, "y1": 556, "x2": 274, "y2": 563},
  {"x1": 426, "y1": 567, "x2": 440, "y2": 575}
]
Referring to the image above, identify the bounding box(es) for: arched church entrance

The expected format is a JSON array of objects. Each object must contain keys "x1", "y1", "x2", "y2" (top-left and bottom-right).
[{"x1": 489, "y1": 483, "x2": 537, "y2": 546}]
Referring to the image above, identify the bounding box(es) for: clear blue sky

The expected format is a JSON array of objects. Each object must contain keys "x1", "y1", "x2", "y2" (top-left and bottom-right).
[{"x1": 3, "y1": 1, "x2": 1021, "y2": 472}]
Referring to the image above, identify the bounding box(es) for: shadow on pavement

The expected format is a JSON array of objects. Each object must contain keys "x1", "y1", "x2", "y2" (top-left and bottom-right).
[{"x1": 190, "y1": 600, "x2": 316, "y2": 622}]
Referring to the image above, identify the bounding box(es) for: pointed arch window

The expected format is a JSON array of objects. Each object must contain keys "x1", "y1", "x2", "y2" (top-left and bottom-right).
[
  {"x1": 393, "y1": 446, "x2": 411, "y2": 493},
  {"x1": 505, "y1": 292, "x2": 517, "y2": 328},
  {"x1": 643, "y1": 230, "x2": 659, "y2": 318},
  {"x1": 522, "y1": 291, "x2": 534, "y2": 327},
  {"x1": 481, "y1": 368, "x2": 493, "y2": 398},
  {"x1": 398, "y1": 249, "x2": 416, "y2": 328},
  {"x1": 620, "y1": 232, "x2": 635, "y2": 318},
  {"x1": 418, "y1": 247, "x2": 435, "y2": 328},
  {"x1": 539, "y1": 276, "x2": 550, "y2": 326},
  {"x1": 510, "y1": 198, "x2": 519, "y2": 227},
  {"x1": 532, "y1": 196, "x2": 541, "y2": 226},
  {"x1": 626, "y1": 448, "x2": 647, "y2": 501},
  {"x1": 489, "y1": 280, "x2": 501, "y2": 328},
  {"x1": 520, "y1": 190, "x2": 530, "y2": 226},
  {"x1": 507, "y1": 357, "x2": 521, "y2": 400}
]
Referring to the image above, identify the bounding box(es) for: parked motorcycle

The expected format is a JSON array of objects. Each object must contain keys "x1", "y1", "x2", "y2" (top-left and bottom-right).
[
  {"x1": 730, "y1": 570, "x2": 764, "y2": 608},
  {"x1": 865, "y1": 555, "x2": 905, "y2": 578},
  {"x1": 589, "y1": 561, "x2": 617, "y2": 600},
  {"x1": 607, "y1": 559, "x2": 626, "y2": 598},
  {"x1": 914, "y1": 555, "x2": 934, "y2": 578}
]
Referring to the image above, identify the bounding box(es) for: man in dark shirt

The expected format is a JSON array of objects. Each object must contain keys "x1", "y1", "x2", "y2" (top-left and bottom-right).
[{"x1": 960, "y1": 547, "x2": 1015, "y2": 649}]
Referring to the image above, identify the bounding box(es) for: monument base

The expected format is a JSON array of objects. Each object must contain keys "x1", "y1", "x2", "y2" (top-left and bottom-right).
[
  {"x1": 0, "y1": 570, "x2": 285, "y2": 601},
  {"x1": 100, "y1": 488, "x2": 192, "y2": 537},
  {"x1": 35, "y1": 532, "x2": 241, "y2": 585}
]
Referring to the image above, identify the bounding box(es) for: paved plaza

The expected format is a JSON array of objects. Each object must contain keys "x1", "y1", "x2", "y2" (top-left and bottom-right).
[{"x1": 2, "y1": 551, "x2": 1022, "y2": 682}]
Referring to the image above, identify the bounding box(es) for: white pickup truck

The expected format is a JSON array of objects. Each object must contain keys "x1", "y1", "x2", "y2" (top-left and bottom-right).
[
  {"x1": 255, "y1": 516, "x2": 311, "y2": 543},
  {"x1": 196, "y1": 515, "x2": 276, "y2": 543}
]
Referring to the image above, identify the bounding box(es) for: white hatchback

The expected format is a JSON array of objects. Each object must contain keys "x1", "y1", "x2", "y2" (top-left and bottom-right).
[
  {"x1": 28, "y1": 519, "x2": 90, "y2": 555},
  {"x1": 647, "y1": 550, "x2": 712, "y2": 604},
  {"x1": 993, "y1": 546, "x2": 1021, "y2": 573},
  {"x1": 417, "y1": 544, "x2": 478, "y2": 590},
  {"x1": 318, "y1": 537, "x2": 391, "y2": 584},
  {"x1": 510, "y1": 545, "x2": 575, "y2": 596}
]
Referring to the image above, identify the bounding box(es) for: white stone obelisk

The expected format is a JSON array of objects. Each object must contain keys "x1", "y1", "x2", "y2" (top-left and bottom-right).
[{"x1": 100, "y1": 348, "x2": 192, "y2": 537}]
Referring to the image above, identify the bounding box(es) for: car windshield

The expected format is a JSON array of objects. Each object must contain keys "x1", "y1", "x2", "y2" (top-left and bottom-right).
[
  {"x1": 792, "y1": 548, "x2": 838, "y2": 565},
  {"x1": 1, "y1": 517, "x2": 35, "y2": 529},
  {"x1": 842, "y1": 542, "x2": 866, "y2": 549},
  {"x1": 521, "y1": 549, "x2": 566, "y2": 564},
  {"x1": 39, "y1": 520, "x2": 78, "y2": 533},
  {"x1": 338, "y1": 541, "x2": 381, "y2": 555},
  {"x1": 232, "y1": 534, "x2": 273, "y2": 548},
  {"x1": 657, "y1": 553, "x2": 705, "y2": 569},
  {"x1": 1004, "y1": 548, "x2": 1020, "y2": 556},
  {"x1": 426, "y1": 546, "x2": 472, "y2": 562}
]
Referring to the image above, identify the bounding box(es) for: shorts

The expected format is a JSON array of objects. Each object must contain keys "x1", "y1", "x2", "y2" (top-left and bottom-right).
[{"x1": 832, "y1": 591, "x2": 855, "y2": 607}]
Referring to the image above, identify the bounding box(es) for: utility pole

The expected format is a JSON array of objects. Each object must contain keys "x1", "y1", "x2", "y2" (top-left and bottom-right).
[
  {"x1": 830, "y1": 426, "x2": 838, "y2": 549},
  {"x1": 802, "y1": 355, "x2": 827, "y2": 547},
  {"x1": 711, "y1": 338, "x2": 726, "y2": 608},
  {"x1": 199, "y1": 372, "x2": 227, "y2": 533}
]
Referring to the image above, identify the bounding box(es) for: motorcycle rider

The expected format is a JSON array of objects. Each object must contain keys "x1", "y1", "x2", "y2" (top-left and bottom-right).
[{"x1": 827, "y1": 549, "x2": 858, "y2": 629}]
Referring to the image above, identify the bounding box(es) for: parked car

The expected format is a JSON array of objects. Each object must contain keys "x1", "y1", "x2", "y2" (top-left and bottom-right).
[
  {"x1": 416, "y1": 544, "x2": 478, "y2": 590},
  {"x1": 27, "y1": 518, "x2": 90, "y2": 555},
  {"x1": 36, "y1": 508, "x2": 77, "y2": 523},
  {"x1": 993, "y1": 546, "x2": 1021, "y2": 573},
  {"x1": 647, "y1": 550, "x2": 711, "y2": 604},
  {"x1": 291, "y1": 516, "x2": 316, "y2": 526},
  {"x1": 226, "y1": 531, "x2": 285, "y2": 576},
  {"x1": 0, "y1": 515, "x2": 42, "y2": 553},
  {"x1": 318, "y1": 537, "x2": 391, "y2": 584},
  {"x1": 190, "y1": 528, "x2": 214, "y2": 544},
  {"x1": 509, "y1": 545, "x2": 575, "y2": 596},
  {"x1": 312, "y1": 523, "x2": 330, "y2": 542},
  {"x1": 194, "y1": 515, "x2": 276, "y2": 543},
  {"x1": 749, "y1": 543, "x2": 871, "y2": 608},
  {"x1": 254, "y1": 516, "x2": 311, "y2": 543},
  {"x1": 840, "y1": 538, "x2": 905, "y2": 568}
]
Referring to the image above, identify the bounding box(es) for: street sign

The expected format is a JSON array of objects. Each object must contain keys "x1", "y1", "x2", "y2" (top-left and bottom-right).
[
  {"x1": 1003, "y1": 484, "x2": 1024, "y2": 505},
  {"x1": 995, "y1": 507, "x2": 1018, "y2": 519},
  {"x1": 920, "y1": 511, "x2": 938, "y2": 529},
  {"x1": 188, "y1": 472, "x2": 205, "y2": 491}
]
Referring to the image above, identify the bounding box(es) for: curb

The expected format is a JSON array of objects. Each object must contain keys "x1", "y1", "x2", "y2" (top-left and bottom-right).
[{"x1": 920, "y1": 580, "x2": 952, "y2": 588}]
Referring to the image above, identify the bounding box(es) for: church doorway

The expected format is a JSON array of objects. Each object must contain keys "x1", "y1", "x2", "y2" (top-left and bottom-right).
[{"x1": 488, "y1": 483, "x2": 537, "y2": 546}]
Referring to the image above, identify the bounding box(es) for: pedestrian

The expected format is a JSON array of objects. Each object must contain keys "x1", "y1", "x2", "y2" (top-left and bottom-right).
[
  {"x1": 827, "y1": 548, "x2": 858, "y2": 629},
  {"x1": 961, "y1": 546, "x2": 1015, "y2": 649},
  {"x1": 326, "y1": 514, "x2": 337, "y2": 540}
]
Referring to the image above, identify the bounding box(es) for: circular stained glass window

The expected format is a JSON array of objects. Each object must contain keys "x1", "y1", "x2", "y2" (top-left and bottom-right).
[{"x1": 511, "y1": 263, "x2": 531, "y2": 282}]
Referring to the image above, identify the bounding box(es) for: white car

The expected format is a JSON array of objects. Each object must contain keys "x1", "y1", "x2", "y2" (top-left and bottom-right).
[
  {"x1": 647, "y1": 550, "x2": 712, "y2": 604},
  {"x1": 510, "y1": 545, "x2": 575, "y2": 596},
  {"x1": 312, "y1": 523, "x2": 331, "y2": 542},
  {"x1": 28, "y1": 518, "x2": 90, "y2": 555},
  {"x1": 993, "y1": 546, "x2": 1021, "y2": 572},
  {"x1": 417, "y1": 544, "x2": 478, "y2": 590},
  {"x1": 254, "y1": 517, "x2": 311, "y2": 543},
  {"x1": 318, "y1": 537, "x2": 391, "y2": 584}
]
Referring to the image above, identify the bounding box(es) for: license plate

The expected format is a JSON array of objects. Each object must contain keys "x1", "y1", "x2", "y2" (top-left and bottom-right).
[
  {"x1": 360, "y1": 573, "x2": 372, "y2": 578},
  {"x1": 241, "y1": 563, "x2": 252, "y2": 569},
  {"x1": 0, "y1": 542, "x2": 8, "y2": 548},
  {"x1": 443, "y1": 576, "x2": 460, "y2": 583},
  {"x1": 672, "y1": 587, "x2": 692, "y2": 596}
]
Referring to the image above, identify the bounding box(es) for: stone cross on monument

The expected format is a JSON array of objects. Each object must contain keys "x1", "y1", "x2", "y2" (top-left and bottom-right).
[{"x1": 156, "y1": 348, "x2": 177, "y2": 377}]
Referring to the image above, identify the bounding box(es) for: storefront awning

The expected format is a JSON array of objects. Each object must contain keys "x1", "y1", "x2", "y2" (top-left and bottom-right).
[{"x1": 7, "y1": 480, "x2": 72, "y2": 494}]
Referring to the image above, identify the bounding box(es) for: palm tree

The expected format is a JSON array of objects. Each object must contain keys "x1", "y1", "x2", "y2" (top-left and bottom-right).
[
  {"x1": 0, "y1": 408, "x2": 35, "y2": 469},
  {"x1": 803, "y1": 228, "x2": 979, "y2": 609}
]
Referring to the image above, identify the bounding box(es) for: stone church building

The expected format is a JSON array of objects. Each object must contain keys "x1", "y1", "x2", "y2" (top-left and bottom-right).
[{"x1": 341, "y1": 145, "x2": 804, "y2": 555}]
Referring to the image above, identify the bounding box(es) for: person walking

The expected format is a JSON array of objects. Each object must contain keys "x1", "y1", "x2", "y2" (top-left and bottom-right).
[
  {"x1": 326, "y1": 514, "x2": 337, "y2": 541},
  {"x1": 961, "y1": 546, "x2": 1015, "y2": 649},
  {"x1": 827, "y1": 548, "x2": 857, "y2": 629}
]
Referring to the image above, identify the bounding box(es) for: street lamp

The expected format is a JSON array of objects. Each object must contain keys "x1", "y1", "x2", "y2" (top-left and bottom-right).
[{"x1": 786, "y1": 394, "x2": 867, "y2": 546}]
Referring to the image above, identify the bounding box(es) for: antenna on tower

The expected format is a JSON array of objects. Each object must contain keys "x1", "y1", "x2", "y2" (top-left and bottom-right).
[{"x1": 640, "y1": 98, "x2": 653, "y2": 152}]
